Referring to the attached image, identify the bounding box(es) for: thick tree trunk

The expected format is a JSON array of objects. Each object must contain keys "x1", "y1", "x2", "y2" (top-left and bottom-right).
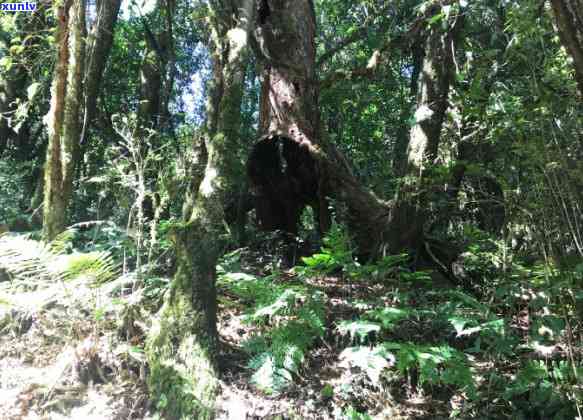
[
  {"x1": 79, "y1": 0, "x2": 122, "y2": 144},
  {"x1": 392, "y1": 5, "x2": 460, "y2": 253},
  {"x1": 42, "y1": 0, "x2": 86, "y2": 240},
  {"x1": 249, "y1": 0, "x2": 330, "y2": 235},
  {"x1": 145, "y1": 1, "x2": 252, "y2": 418},
  {"x1": 550, "y1": 0, "x2": 583, "y2": 97},
  {"x1": 248, "y1": 1, "x2": 458, "y2": 257}
]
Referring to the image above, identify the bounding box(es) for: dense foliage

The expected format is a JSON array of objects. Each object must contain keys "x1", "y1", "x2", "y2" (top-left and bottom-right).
[{"x1": 0, "y1": 0, "x2": 581, "y2": 419}]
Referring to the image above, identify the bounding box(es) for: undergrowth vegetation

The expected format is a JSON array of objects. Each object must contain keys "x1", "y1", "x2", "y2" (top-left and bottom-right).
[
  {"x1": 1, "y1": 1, "x2": 582, "y2": 418},
  {"x1": 217, "y1": 223, "x2": 582, "y2": 419},
  {"x1": 0, "y1": 211, "x2": 581, "y2": 418},
  {"x1": 0, "y1": 176, "x2": 581, "y2": 419}
]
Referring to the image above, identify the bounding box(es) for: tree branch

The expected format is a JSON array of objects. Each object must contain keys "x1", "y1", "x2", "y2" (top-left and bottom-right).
[
  {"x1": 316, "y1": 3, "x2": 396, "y2": 69},
  {"x1": 318, "y1": 4, "x2": 452, "y2": 90},
  {"x1": 316, "y1": 27, "x2": 367, "y2": 68},
  {"x1": 319, "y1": 27, "x2": 420, "y2": 90}
]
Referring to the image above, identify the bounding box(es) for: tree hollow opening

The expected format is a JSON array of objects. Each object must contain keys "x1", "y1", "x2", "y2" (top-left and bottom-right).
[{"x1": 247, "y1": 134, "x2": 320, "y2": 236}]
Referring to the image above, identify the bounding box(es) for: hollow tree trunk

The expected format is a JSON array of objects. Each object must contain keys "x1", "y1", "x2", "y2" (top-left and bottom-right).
[
  {"x1": 550, "y1": 0, "x2": 583, "y2": 97},
  {"x1": 249, "y1": 0, "x2": 459, "y2": 257},
  {"x1": 145, "y1": 1, "x2": 252, "y2": 418},
  {"x1": 249, "y1": 0, "x2": 330, "y2": 235},
  {"x1": 42, "y1": 0, "x2": 86, "y2": 241}
]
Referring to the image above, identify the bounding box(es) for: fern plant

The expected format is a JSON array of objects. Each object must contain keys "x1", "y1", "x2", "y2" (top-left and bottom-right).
[
  {"x1": 60, "y1": 251, "x2": 120, "y2": 285},
  {"x1": 219, "y1": 265, "x2": 326, "y2": 394},
  {"x1": 0, "y1": 234, "x2": 120, "y2": 288}
]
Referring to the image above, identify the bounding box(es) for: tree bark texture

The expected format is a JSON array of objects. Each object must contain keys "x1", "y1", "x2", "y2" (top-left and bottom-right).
[
  {"x1": 42, "y1": 0, "x2": 86, "y2": 241},
  {"x1": 249, "y1": 0, "x2": 330, "y2": 236},
  {"x1": 550, "y1": 0, "x2": 583, "y2": 97},
  {"x1": 145, "y1": 1, "x2": 253, "y2": 418},
  {"x1": 392, "y1": 4, "x2": 461, "y2": 253},
  {"x1": 248, "y1": 1, "x2": 459, "y2": 257},
  {"x1": 80, "y1": 0, "x2": 122, "y2": 144},
  {"x1": 406, "y1": 8, "x2": 458, "y2": 176}
]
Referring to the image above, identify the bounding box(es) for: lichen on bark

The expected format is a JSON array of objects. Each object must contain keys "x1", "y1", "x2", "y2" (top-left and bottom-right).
[
  {"x1": 43, "y1": 0, "x2": 86, "y2": 241},
  {"x1": 146, "y1": 222, "x2": 219, "y2": 420}
]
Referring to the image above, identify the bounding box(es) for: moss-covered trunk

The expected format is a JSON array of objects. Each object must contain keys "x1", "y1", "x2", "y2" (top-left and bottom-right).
[
  {"x1": 145, "y1": 1, "x2": 253, "y2": 418},
  {"x1": 42, "y1": 0, "x2": 86, "y2": 240},
  {"x1": 389, "y1": 3, "x2": 460, "y2": 253}
]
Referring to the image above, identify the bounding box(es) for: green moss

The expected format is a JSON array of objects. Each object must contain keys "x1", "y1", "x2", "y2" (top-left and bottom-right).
[
  {"x1": 146, "y1": 223, "x2": 220, "y2": 420},
  {"x1": 146, "y1": 296, "x2": 219, "y2": 419}
]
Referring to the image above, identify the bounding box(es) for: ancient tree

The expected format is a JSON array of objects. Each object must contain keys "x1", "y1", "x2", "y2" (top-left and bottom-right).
[
  {"x1": 248, "y1": 0, "x2": 460, "y2": 257},
  {"x1": 247, "y1": 0, "x2": 329, "y2": 236},
  {"x1": 145, "y1": 1, "x2": 253, "y2": 418},
  {"x1": 550, "y1": 0, "x2": 583, "y2": 97},
  {"x1": 42, "y1": 0, "x2": 86, "y2": 240}
]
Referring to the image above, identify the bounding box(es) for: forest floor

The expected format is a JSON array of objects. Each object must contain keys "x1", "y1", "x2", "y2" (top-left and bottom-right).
[
  {"x1": 0, "y1": 273, "x2": 447, "y2": 419},
  {"x1": 0, "y1": 250, "x2": 448, "y2": 419},
  {"x1": 0, "y1": 233, "x2": 581, "y2": 419}
]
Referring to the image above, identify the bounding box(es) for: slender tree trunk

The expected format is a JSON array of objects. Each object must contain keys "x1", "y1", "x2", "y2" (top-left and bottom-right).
[
  {"x1": 249, "y1": 1, "x2": 459, "y2": 257},
  {"x1": 42, "y1": 0, "x2": 86, "y2": 240},
  {"x1": 0, "y1": 69, "x2": 26, "y2": 150},
  {"x1": 145, "y1": 1, "x2": 252, "y2": 418},
  {"x1": 550, "y1": 0, "x2": 583, "y2": 97},
  {"x1": 137, "y1": 0, "x2": 175, "y2": 129},
  {"x1": 393, "y1": 46, "x2": 423, "y2": 177},
  {"x1": 79, "y1": 0, "x2": 122, "y2": 144}
]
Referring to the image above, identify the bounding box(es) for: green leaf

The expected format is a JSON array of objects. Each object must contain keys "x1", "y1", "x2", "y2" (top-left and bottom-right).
[
  {"x1": 448, "y1": 316, "x2": 469, "y2": 336},
  {"x1": 321, "y1": 384, "x2": 334, "y2": 398},
  {"x1": 9, "y1": 44, "x2": 23, "y2": 55},
  {"x1": 337, "y1": 320, "x2": 381, "y2": 343},
  {"x1": 0, "y1": 56, "x2": 12, "y2": 71},
  {"x1": 366, "y1": 307, "x2": 410, "y2": 329},
  {"x1": 339, "y1": 346, "x2": 394, "y2": 383},
  {"x1": 26, "y1": 82, "x2": 40, "y2": 101},
  {"x1": 428, "y1": 12, "x2": 444, "y2": 25}
]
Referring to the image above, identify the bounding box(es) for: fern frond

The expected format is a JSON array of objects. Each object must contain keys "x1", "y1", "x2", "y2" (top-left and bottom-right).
[
  {"x1": 0, "y1": 234, "x2": 60, "y2": 286},
  {"x1": 0, "y1": 234, "x2": 120, "y2": 287},
  {"x1": 60, "y1": 251, "x2": 121, "y2": 285}
]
